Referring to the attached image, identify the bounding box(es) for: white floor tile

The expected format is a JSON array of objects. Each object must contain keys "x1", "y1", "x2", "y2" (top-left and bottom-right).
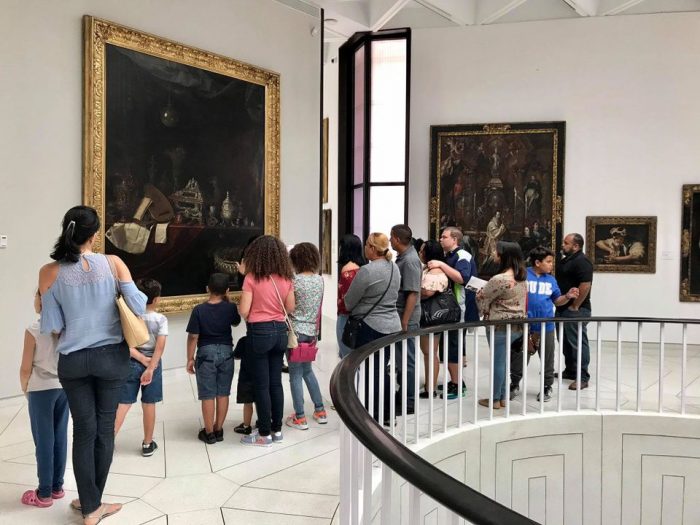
[
  {"x1": 222, "y1": 508, "x2": 331, "y2": 524},
  {"x1": 223, "y1": 486, "x2": 338, "y2": 518},
  {"x1": 141, "y1": 472, "x2": 239, "y2": 515},
  {"x1": 168, "y1": 508, "x2": 225, "y2": 524}
]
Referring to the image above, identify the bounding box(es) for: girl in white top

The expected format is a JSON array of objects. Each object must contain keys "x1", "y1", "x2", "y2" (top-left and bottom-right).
[{"x1": 19, "y1": 291, "x2": 69, "y2": 508}]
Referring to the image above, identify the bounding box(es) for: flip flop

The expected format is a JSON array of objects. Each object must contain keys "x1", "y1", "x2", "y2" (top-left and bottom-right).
[
  {"x1": 21, "y1": 489, "x2": 53, "y2": 508},
  {"x1": 71, "y1": 498, "x2": 82, "y2": 511},
  {"x1": 83, "y1": 502, "x2": 122, "y2": 525}
]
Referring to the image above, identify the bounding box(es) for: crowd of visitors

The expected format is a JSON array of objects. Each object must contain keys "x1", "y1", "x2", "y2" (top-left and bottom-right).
[{"x1": 20, "y1": 204, "x2": 593, "y2": 522}]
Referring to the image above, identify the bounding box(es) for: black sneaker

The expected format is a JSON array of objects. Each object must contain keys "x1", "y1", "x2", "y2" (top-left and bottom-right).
[
  {"x1": 234, "y1": 423, "x2": 252, "y2": 435},
  {"x1": 214, "y1": 429, "x2": 224, "y2": 442},
  {"x1": 537, "y1": 386, "x2": 552, "y2": 402},
  {"x1": 419, "y1": 390, "x2": 437, "y2": 399},
  {"x1": 440, "y1": 382, "x2": 467, "y2": 400},
  {"x1": 509, "y1": 383, "x2": 520, "y2": 400},
  {"x1": 141, "y1": 441, "x2": 158, "y2": 457},
  {"x1": 198, "y1": 429, "x2": 216, "y2": 444}
]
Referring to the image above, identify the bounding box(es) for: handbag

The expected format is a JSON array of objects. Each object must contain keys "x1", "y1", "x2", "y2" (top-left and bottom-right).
[
  {"x1": 420, "y1": 287, "x2": 461, "y2": 327},
  {"x1": 270, "y1": 277, "x2": 298, "y2": 348},
  {"x1": 342, "y1": 263, "x2": 394, "y2": 349},
  {"x1": 106, "y1": 255, "x2": 149, "y2": 348},
  {"x1": 288, "y1": 280, "x2": 324, "y2": 363}
]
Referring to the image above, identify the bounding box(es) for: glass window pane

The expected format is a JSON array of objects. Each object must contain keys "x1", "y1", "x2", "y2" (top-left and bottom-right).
[
  {"x1": 369, "y1": 186, "x2": 405, "y2": 236},
  {"x1": 369, "y1": 39, "x2": 406, "y2": 183},
  {"x1": 353, "y1": 46, "x2": 365, "y2": 185},
  {"x1": 353, "y1": 188, "x2": 364, "y2": 239}
]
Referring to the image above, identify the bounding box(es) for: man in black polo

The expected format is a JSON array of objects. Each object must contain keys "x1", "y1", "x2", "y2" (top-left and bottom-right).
[{"x1": 555, "y1": 233, "x2": 593, "y2": 390}]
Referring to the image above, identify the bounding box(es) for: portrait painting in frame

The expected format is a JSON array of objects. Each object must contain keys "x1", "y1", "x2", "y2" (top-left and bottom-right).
[
  {"x1": 83, "y1": 16, "x2": 280, "y2": 312},
  {"x1": 586, "y1": 216, "x2": 656, "y2": 273},
  {"x1": 680, "y1": 185, "x2": 700, "y2": 301},
  {"x1": 429, "y1": 122, "x2": 565, "y2": 276}
]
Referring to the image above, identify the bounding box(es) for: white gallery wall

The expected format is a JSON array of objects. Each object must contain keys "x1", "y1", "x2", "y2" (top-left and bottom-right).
[
  {"x1": 0, "y1": 0, "x2": 321, "y2": 399},
  {"x1": 409, "y1": 13, "x2": 700, "y2": 336}
]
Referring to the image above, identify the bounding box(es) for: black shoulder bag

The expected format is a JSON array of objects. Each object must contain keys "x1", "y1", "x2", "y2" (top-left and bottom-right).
[
  {"x1": 420, "y1": 286, "x2": 461, "y2": 327},
  {"x1": 342, "y1": 264, "x2": 394, "y2": 349}
]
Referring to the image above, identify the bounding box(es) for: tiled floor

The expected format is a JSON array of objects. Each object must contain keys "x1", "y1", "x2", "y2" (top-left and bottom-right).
[{"x1": 1, "y1": 320, "x2": 698, "y2": 524}]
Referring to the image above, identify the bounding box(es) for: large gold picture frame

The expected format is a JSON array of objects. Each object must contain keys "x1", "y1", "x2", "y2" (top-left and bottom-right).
[
  {"x1": 681, "y1": 185, "x2": 700, "y2": 301},
  {"x1": 83, "y1": 16, "x2": 280, "y2": 312}
]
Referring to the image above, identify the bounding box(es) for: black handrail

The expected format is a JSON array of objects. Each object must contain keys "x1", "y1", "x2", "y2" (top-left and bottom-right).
[{"x1": 329, "y1": 316, "x2": 699, "y2": 525}]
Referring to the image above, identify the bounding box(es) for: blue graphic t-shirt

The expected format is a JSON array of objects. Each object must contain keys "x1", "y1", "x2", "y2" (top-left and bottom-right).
[{"x1": 526, "y1": 267, "x2": 561, "y2": 333}]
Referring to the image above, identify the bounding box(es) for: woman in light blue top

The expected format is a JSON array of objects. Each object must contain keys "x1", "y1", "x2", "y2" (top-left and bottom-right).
[{"x1": 39, "y1": 205, "x2": 146, "y2": 525}]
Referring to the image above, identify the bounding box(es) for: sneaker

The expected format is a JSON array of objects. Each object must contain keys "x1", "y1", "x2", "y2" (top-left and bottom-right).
[
  {"x1": 198, "y1": 429, "x2": 216, "y2": 444},
  {"x1": 285, "y1": 413, "x2": 309, "y2": 430},
  {"x1": 313, "y1": 409, "x2": 328, "y2": 424},
  {"x1": 419, "y1": 390, "x2": 437, "y2": 399},
  {"x1": 141, "y1": 441, "x2": 158, "y2": 457},
  {"x1": 509, "y1": 383, "x2": 520, "y2": 400},
  {"x1": 240, "y1": 432, "x2": 272, "y2": 447},
  {"x1": 214, "y1": 429, "x2": 224, "y2": 442},
  {"x1": 233, "y1": 422, "x2": 252, "y2": 435},
  {"x1": 440, "y1": 382, "x2": 467, "y2": 400},
  {"x1": 272, "y1": 431, "x2": 283, "y2": 443},
  {"x1": 537, "y1": 386, "x2": 552, "y2": 402}
]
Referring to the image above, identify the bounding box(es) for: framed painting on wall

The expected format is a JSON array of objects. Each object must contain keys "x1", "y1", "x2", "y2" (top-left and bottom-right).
[
  {"x1": 429, "y1": 122, "x2": 565, "y2": 276},
  {"x1": 681, "y1": 185, "x2": 700, "y2": 301},
  {"x1": 322, "y1": 209, "x2": 332, "y2": 275},
  {"x1": 586, "y1": 216, "x2": 657, "y2": 273},
  {"x1": 83, "y1": 16, "x2": 280, "y2": 312}
]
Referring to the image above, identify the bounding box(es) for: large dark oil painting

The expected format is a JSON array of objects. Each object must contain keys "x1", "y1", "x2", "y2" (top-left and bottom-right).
[
  {"x1": 429, "y1": 122, "x2": 565, "y2": 276},
  {"x1": 681, "y1": 185, "x2": 700, "y2": 301},
  {"x1": 83, "y1": 17, "x2": 280, "y2": 312}
]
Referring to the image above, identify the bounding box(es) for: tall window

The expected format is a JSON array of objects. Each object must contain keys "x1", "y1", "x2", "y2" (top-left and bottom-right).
[{"x1": 338, "y1": 29, "x2": 410, "y2": 241}]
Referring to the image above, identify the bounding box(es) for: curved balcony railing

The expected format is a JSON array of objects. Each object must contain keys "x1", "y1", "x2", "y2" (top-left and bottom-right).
[{"x1": 329, "y1": 317, "x2": 700, "y2": 525}]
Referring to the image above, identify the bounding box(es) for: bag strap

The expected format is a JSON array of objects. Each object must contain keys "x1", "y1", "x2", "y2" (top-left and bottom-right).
[
  {"x1": 357, "y1": 262, "x2": 394, "y2": 321},
  {"x1": 270, "y1": 277, "x2": 295, "y2": 334},
  {"x1": 105, "y1": 254, "x2": 122, "y2": 298}
]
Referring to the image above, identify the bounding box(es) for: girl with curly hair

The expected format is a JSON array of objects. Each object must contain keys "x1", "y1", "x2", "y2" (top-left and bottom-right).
[{"x1": 238, "y1": 236, "x2": 295, "y2": 446}]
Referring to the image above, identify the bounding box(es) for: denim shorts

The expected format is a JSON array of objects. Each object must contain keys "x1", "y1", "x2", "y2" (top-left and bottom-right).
[
  {"x1": 195, "y1": 344, "x2": 234, "y2": 400},
  {"x1": 119, "y1": 359, "x2": 163, "y2": 404}
]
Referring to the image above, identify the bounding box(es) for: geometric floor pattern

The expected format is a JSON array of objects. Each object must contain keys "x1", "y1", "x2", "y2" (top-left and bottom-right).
[{"x1": 1, "y1": 317, "x2": 698, "y2": 524}]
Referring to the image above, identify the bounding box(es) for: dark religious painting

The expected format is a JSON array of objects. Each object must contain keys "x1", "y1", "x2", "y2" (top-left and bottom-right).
[
  {"x1": 83, "y1": 17, "x2": 280, "y2": 312},
  {"x1": 586, "y1": 216, "x2": 656, "y2": 273},
  {"x1": 429, "y1": 122, "x2": 565, "y2": 276},
  {"x1": 681, "y1": 185, "x2": 700, "y2": 301}
]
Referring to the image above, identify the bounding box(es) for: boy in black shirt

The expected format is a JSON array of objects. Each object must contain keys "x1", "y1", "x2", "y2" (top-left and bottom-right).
[{"x1": 186, "y1": 273, "x2": 241, "y2": 443}]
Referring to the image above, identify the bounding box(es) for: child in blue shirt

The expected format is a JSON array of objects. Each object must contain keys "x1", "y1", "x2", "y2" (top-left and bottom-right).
[
  {"x1": 509, "y1": 246, "x2": 578, "y2": 401},
  {"x1": 186, "y1": 273, "x2": 241, "y2": 444}
]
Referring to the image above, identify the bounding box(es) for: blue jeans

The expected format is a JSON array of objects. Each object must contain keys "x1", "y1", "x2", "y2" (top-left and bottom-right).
[
  {"x1": 395, "y1": 321, "x2": 418, "y2": 410},
  {"x1": 247, "y1": 321, "x2": 287, "y2": 436},
  {"x1": 57, "y1": 342, "x2": 129, "y2": 515},
  {"x1": 486, "y1": 329, "x2": 519, "y2": 401},
  {"x1": 559, "y1": 308, "x2": 591, "y2": 381},
  {"x1": 288, "y1": 335, "x2": 324, "y2": 418},
  {"x1": 336, "y1": 314, "x2": 352, "y2": 358},
  {"x1": 195, "y1": 344, "x2": 235, "y2": 400},
  {"x1": 27, "y1": 388, "x2": 69, "y2": 499},
  {"x1": 119, "y1": 359, "x2": 163, "y2": 404}
]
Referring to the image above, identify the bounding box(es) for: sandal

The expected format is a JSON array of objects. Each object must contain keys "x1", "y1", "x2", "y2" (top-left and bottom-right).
[
  {"x1": 21, "y1": 489, "x2": 53, "y2": 508},
  {"x1": 71, "y1": 498, "x2": 82, "y2": 511},
  {"x1": 83, "y1": 502, "x2": 122, "y2": 525},
  {"x1": 478, "y1": 398, "x2": 503, "y2": 409}
]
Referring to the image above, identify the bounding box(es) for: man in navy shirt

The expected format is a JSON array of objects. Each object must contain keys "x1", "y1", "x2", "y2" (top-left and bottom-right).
[
  {"x1": 555, "y1": 233, "x2": 593, "y2": 390},
  {"x1": 510, "y1": 246, "x2": 578, "y2": 401},
  {"x1": 427, "y1": 226, "x2": 479, "y2": 399}
]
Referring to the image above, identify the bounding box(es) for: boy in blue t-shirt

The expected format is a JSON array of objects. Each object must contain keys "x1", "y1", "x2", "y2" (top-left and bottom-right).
[
  {"x1": 186, "y1": 273, "x2": 241, "y2": 444},
  {"x1": 509, "y1": 247, "x2": 578, "y2": 402}
]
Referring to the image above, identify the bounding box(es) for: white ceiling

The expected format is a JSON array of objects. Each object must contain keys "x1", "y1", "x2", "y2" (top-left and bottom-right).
[{"x1": 275, "y1": 0, "x2": 700, "y2": 40}]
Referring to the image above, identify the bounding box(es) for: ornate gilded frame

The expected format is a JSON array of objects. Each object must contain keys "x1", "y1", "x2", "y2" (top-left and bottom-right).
[
  {"x1": 83, "y1": 16, "x2": 280, "y2": 312},
  {"x1": 586, "y1": 216, "x2": 657, "y2": 273},
  {"x1": 429, "y1": 122, "x2": 565, "y2": 275},
  {"x1": 681, "y1": 185, "x2": 700, "y2": 301}
]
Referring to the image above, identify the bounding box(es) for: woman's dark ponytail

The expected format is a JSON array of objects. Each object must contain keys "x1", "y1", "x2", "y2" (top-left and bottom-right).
[{"x1": 50, "y1": 206, "x2": 100, "y2": 263}]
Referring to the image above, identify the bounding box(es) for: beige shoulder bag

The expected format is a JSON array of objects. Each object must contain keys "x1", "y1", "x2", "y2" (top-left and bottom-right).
[{"x1": 106, "y1": 255, "x2": 149, "y2": 348}]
